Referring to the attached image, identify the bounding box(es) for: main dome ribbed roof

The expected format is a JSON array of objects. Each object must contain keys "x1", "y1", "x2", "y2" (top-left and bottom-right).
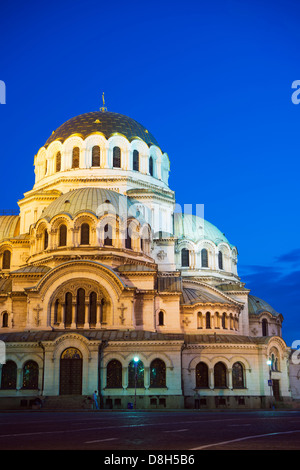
[{"x1": 44, "y1": 111, "x2": 160, "y2": 149}]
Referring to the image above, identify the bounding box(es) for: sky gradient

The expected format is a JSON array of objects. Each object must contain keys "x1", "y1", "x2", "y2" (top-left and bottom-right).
[{"x1": 0, "y1": 0, "x2": 299, "y2": 346}]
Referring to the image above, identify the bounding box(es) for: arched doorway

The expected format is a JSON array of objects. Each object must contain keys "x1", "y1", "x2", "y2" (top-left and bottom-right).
[{"x1": 59, "y1": 348, "x2": 83, "y2": 395}]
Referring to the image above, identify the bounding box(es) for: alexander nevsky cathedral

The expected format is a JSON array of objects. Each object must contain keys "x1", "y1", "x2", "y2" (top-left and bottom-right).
[{"x1": 0, "y1": 102, "x2": 299, "y2": 410}]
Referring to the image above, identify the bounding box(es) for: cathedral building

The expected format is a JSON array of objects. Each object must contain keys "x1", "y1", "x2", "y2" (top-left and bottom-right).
[{"x1": 0, "y1": 105, "x2": 296, "y2": 409}]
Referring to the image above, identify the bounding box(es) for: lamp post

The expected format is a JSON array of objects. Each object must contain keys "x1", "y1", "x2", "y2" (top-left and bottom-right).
[
  {"x1": 267, "y1": 359, "x2": 273, "y2": 409},
  {"x1": 134, "y1": 356, "x2": 139, "y2": 410}
]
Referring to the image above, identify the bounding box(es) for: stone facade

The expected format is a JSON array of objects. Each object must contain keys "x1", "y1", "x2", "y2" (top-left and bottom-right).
[{"x1": 0, "y1": 108, "x2": 295, "y2": 410}]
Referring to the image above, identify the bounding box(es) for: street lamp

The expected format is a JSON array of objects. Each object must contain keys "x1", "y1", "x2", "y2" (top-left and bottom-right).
[
  {"x1": 267, "y1": 359, "x2": 273, "y2": 409},
  {"x1": 134, "y1": 356, "x2": 139, "y2": 410}
]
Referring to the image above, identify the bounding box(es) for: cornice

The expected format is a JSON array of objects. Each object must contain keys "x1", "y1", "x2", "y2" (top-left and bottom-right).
[{"x1": 28, "y1": 175, "x2": 174, "y2": 202}]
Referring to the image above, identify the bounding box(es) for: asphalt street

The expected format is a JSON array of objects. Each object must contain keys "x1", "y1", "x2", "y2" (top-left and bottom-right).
[{"x1": 0, "y1": 410, "x2": 299, "y2": 452}]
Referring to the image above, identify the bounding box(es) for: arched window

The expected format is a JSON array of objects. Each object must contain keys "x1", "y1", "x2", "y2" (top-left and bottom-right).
[
  {"x1": 80, "y1": 223, "x2": 90, "y2": 245},
  {"x1": 214, "y1": 362, "x2": 227, "y2": 388},
  {"x1": 106, "y1": 360, "x2": 122, "y2": 388},
  {"x1": 72, "y1": 147, "x2": 80, "y2": 168},
  {"x1": 1, "y1": 361, "x2": 17, "y2": 389},
  {"x1": 113, "y1": 146, "x2": 121, "y2": 168},
  {"x1": 206, "y1": 312, "x2": 211, "y2": 329},
  {"x1": 270, "y1": 351, "x2": 279, "y2": 372},
  {"x1": 232, "y1": 362, "x2": 245, "y2": 389},
  {"x1": 262, "y1": 318, "x2": 268, "y2": 337},
  {"x1": 65, "y1": 292, "x2": 72, "y2": 327},
  {"x1": 128, "y1": 360, "x2": 144, "y2": 388},
  {"x1": 44, "y1": 229, "x2": 48, "y2": 250},
  {"x1": 158, "y1": 311, "x2": 164, "y2": 326},
  {"x1": 76, "y1": 288, "x2": 85, "y2": 327},
  {"x1": 56, "y1": 151, "x2": 61, "y2": 172},
  {"x1": 125, "y1": 227, "x2": 132, "y2": 249},
  {"x1": 2, "y1": 312, "x2": 8, "y2": 328},
  {"x1": 149, "y1": 156, "x2": 154, "y2": 176},
  {"x1": 150, "y1": 359, "x2": 166, "y2": 388},
  {"x1": 218, "y1": 251, "x2": 223, "y2": 270},
  {"x1": 104, "y1": 223, "x2": 113, "y2": 246},
  {"x1": 133, "y1": 150, "x2": 139, "y2": 171},
  {"x1": 201, "y1": 248, "x2": 208, "y2": 267},
  {"x1": 181, "y1": 248, "x2": 189, "y2": 267},
  {"x1": 196, "y1": 362, "x2": 209, "y2": 388},
  {"x1": 92, "y1": 146, "x2": 100, "y2": 167},
  {"x1": 89, "y1": 291, "x2": 97, "y2": 326},
  {"x1": 59, "y1": 224, "x2": 67, "y2": 247},
  {"x1": 222, "y1": 312, "x2": 227, "y2": 329},
  {"x1": 2, "y1": 250, "x2": 11, "y2": 269},
  {"x1": 22, "y1": 361, "x2": 39, "y2": 390}
]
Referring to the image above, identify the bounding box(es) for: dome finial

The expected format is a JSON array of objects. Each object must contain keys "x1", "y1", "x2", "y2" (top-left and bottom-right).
[{"x1": 100, "y1": 92, "x2": 107, "y2": 112}]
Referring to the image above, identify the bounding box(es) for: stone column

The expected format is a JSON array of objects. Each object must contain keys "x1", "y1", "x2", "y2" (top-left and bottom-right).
[
  {"x1": 71, "y1": 301, "x2": 76, "y2": 329},
  {"x1": 209, "y1": 368, "x2": 214, "y2": 389},
  {"x1": 84, "y1": 299, "x2": 89, "y2": 329},
  {"x1": 228, "y1": 368, "x2": 233, "y2": 389},
  {"x1": 122, "y1": 367, "x2": 128, "y2": 389},
  {"x1": 17, "y1": 367, "x2": 23, "y2": 390},
  {"x1": 144, "y1": 367, "x2": 150, "y2": 390},
  {"x1": 96, "y1": 302, "x2": 102, "y2": 328}
]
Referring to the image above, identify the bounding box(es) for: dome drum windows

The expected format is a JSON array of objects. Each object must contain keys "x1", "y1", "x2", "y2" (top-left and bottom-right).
[
  {"x1": 103, "y1": 223, "x2": 113, "y2": 246},
  {"x1": 56, "y1": 151, "x2": 61, "y2": 172},
  {"x1": 113, "y1": 146, "x2": 121, "y2": 168},
  {"x1": 262, "y1": 318, "x2": 268, "y2": 337},
  {"x1": 218, "y1": 251, "x2": 223, "y2": 270},
  {"x1": 181, "y1": 248, "x2": 190, "y2": 267},
  {"x1": 149, "y1": 156, "x2": 154, "y2": 176},
  {"x1": 58, "y1": 224, "x2": 67, "y2": 247},
  {"x1": 80, "y1": 223, "x2": 90, "y2": 245},
  {"x1": 72, "y1": 147, "x2": 80, "y2": 169},
  {"x1": 92, "y1": 146, "x2": 101, "y2": 167},
  {"x1": 132, "y1": 150, "x2": 139, "y2": 171},
  {"x1": 201, "y1": 249, "x2": 209, "y2": 268}
]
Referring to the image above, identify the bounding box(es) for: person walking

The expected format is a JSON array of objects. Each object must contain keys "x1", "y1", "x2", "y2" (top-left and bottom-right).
[{"x1": 93, "y1": 390, "x2": 99, "y2": 410}]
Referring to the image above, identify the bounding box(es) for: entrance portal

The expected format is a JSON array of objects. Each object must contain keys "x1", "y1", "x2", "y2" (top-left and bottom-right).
[{"x1": 59, "y1": 348, "x2": 83, "y2": 395}]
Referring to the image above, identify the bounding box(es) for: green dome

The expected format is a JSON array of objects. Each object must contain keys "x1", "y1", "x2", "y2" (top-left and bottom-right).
[
  {"x1": 44, "y1": 111, "x2": 160, "y2": 149},
  {"x1": 174, "y1": 213, "x2": 234, "y2": 247},
  {"x1": 39, "y1": 188, "x2": 148, "y2": 221},
  {"x1": 248, "y1": 295, "x2": 281, "y2": 317}
]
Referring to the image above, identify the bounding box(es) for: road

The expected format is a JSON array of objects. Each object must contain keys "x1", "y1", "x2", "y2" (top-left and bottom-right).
[{"x1": 0, "y1": 410, "x2": 300, "y2": 451}]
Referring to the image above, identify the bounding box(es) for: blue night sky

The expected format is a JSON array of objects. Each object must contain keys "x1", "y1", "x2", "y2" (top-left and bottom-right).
[{"x1": 0, "y1": 0, "x2": 299, "y2": 346}]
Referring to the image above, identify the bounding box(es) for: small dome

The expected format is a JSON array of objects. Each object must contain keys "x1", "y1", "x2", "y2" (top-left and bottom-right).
[
  {"x1": 39, "y1": 188, "x2": 149, "y2": 221},
  {"x1": 44, "y1": 111, "x2": 160, "y2": 149},
  {"x1": 174, "y1": 213, "x2": 234, "y2": 247},
  {"x1": 248, "y1": 295, "x2": 281, "y2": 317}
]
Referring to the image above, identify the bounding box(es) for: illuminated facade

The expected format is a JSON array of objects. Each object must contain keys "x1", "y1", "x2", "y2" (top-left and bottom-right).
[{"x1": 0, "y1": 107, "x2": 295, "y2": 409}]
